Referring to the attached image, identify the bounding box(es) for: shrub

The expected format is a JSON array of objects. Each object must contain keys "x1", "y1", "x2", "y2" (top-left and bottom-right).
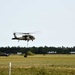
[{"x1": 27, "y1": 51, "x2": 34, "y2": 56}]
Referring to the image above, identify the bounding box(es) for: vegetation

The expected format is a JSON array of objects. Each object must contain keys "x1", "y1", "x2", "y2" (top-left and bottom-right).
[
  {"x1": 0, "y1": 46, "x2": 75, "y2": 54},
  {"x1": 0, "y1": 54, "x2": 75, "y2": 75},
  {"x1": 0, "y1": 46, "x2": 75, "y2": 74},
  {"x1": 27, "y1": 51, "x2": 34, "y2": 56}
]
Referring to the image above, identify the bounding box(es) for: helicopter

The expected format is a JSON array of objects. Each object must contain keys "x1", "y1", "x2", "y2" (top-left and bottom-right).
[
  {"x1": 12, "y1": 32, "x2": 35, "y2": 57},
  {"x1": 12, "y1": 32, "x2": 35, "y2": 42}
]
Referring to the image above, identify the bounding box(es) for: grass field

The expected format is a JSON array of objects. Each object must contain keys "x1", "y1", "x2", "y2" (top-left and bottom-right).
[{"x1": 0, "y1": 54, "x2": 75, "y2": 75}]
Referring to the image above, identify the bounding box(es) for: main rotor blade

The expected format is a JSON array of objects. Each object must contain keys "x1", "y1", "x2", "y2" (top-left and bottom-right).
[
  {"x1": 15, "y1": 32, "x2": 29, "y2": 34},
  {"x1": 15, "y1": 31, "x2": 39, "y2": 34}
]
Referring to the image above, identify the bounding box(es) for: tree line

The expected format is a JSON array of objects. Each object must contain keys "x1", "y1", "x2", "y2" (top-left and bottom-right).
[{"x1": 0, "y1": 46, "x2": 75, "y2": 54}]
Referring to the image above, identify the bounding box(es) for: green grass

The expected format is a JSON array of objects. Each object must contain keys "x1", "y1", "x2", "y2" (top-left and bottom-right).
[{"x1": 0, "y1": 54, "x2": 75, "y2": 75}]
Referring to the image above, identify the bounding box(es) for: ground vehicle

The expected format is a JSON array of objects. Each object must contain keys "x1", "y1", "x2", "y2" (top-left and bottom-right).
[{"x1": 0, "y1": 53, "x2": 9, "y2": 56}]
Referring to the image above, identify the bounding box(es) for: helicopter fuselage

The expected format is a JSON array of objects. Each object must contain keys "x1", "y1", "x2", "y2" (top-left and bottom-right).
[{"x1": 12, "y1": 34, "x2": 35, "y2": 41}]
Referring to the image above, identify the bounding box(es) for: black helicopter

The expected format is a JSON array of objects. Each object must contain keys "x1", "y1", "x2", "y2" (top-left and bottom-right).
[
  {"x1": 12, "y1": 32, "x2": 35, "y2": 42},
  {"x1": 12, "y1": 32, "x2": 35, "y2": 57}
]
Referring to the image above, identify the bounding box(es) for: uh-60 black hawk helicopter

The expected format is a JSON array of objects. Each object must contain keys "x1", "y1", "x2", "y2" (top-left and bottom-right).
[
  {"x1": 12, "y1": 32, "x2": 35, "y2": 57},
  {"x1": 12, "y1": 32, "x2": 35, "y2": 42}
]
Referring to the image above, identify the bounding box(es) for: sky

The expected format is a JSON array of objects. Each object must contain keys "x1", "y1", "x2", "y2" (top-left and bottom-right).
[{"x1": 0, "y1": 0, "x2": 75, "y2": 47}]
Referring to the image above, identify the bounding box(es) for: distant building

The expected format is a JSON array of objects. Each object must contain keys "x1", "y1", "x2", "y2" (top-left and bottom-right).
[
  {"x1": 17, "y1": 52, "x2": 22, "y2": 55},
  {"x1": 47, "y1": 51, "x2": 57, "y2": 54},
  {"x1": 70, "y1": 51, "x2": 75, "y2": 54}
]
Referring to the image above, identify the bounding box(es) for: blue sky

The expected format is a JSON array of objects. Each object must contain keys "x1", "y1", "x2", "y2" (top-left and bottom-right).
[{"x1": 0, "y1": 0, "x2": 75, "y2": 47}]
